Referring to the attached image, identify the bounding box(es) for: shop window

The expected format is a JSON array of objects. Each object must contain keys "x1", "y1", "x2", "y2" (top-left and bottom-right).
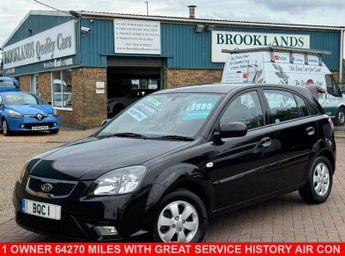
[
  {"x1": 30, "y1": 74, "x2": 39, "y2": 95},
  {"x1": 52, "y1": 70, "x2": 72, "y2": 109}
]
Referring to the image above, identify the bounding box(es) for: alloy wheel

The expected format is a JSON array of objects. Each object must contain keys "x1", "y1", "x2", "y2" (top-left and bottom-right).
[
  {"x1": 313, "y1": 162, "x2": 330, "y2": 197},
  {"x1": 338, "y1": 110, "x2": 345, "y2": 125},
  {"x1": 157, "y1": 200, "x2": 199, "y2": 242}
]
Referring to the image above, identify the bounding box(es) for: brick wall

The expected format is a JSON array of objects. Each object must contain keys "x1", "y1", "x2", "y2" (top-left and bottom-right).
[
  {"x1": 164, "y1": 69, "x2": 223, "y2": 89},
  {"x1": 18, "y1": 68, "x2": 107, "y2": 129},
  {"x1": 19, "y1": 76, "x2": 30, "y2": 91},
  {"x1": 72, "y1": 68, "x2": 107, "y2": 128}
]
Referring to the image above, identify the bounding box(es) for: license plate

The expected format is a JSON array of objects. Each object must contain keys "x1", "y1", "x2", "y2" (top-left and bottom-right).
[
  {"x1": 32, "y1": 126, "x2": 49, "y2": 131},
  {"x1": 22, "y1": 199, "x2": 61, "y2": 220}
]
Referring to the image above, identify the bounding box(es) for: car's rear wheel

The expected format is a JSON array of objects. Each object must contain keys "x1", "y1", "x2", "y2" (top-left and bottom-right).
[
  {"x1": 2, "y1": 119, "x2": 11, "y2": 136},
  {"x1": 335, "y1": 107, "x2": 345, "y2": 126},
  {"x1": 299, "y1": 156, "x2": 333, "y2": 204},
  {"x1": 153, "y1": 189, "x2": 208, "y2": 242}
]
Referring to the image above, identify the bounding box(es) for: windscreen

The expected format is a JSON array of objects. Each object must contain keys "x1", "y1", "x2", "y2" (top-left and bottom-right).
[
  {"x1": 4, "y1": 93, "x2": 46, "y2": 105},
  {"x1": 99, "y1": 93, "x2": 223, "y2": 138}
]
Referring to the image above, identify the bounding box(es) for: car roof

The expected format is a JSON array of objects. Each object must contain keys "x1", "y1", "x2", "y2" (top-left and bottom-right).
[
  {"x1": 0, "y1": 91, "x2": 31, "y2": 95},
  {"x1": 155, "y1": 83, "x2": 313, "y2": 98},
  {"x1": 154, "y1": 84, "x2": 239, "y2": 94}
]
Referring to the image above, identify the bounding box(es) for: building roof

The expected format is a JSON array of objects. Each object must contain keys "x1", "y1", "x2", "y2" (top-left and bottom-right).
[
  {"x1": 80, "y1": 10, "x2": 345, "y2": 31},
  {"x1": 3, "y1": 9, "x2": 345, "y2": 47}
]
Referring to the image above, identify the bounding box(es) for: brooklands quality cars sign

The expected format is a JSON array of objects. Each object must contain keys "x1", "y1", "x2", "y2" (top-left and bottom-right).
[
  {"x1": 211, "y1": 31, "x2": 310, "y2": 62},
  {"x1": 3, "y1": 20, "x2": 76, "y2": 70}
]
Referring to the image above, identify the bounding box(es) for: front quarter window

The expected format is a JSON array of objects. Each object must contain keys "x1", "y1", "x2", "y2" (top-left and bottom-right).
[{"x1": 99, "y1": 93, "x2": 222, "y2": 138}]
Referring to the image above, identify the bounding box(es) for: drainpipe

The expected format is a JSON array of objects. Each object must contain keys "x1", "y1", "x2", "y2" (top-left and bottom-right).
[{"x1": 340, "y1": 29, "x2": 344, "y2": 83}]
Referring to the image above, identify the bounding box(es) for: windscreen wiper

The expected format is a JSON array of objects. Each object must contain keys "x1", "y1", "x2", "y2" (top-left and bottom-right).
[
  {"x1": 99, "y1": 132, "x2": 148, "y2": 139},
  {"x1": 153, "y1": 135, "x2": 194, "y2": 141}
]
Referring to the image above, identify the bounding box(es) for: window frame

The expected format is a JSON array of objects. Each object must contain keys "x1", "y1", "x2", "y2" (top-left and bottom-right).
[
  {"x1": 261, "y1": 88, "x2": 317, "y2": 125},
  {"x1": 51, "y1": 70, "x2": 73, "y2": 111},
  {"x1": 217, "y1": 89, "x2": 267, "y2": 132}
]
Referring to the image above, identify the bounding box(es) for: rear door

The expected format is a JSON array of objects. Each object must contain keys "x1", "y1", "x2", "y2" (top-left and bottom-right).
[{"x1": 262, "y1": 89, "x2": 319, "y2": 188}]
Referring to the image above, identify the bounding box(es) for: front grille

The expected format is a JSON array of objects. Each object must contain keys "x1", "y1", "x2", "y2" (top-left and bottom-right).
[
  {"x1": 18, "y1": 213, "x2": 86, "y2": 239},
  {"x1": 27, "y1": 176, "x2": 77, "y2": 197},
  {"x1": 23, "y1": 122, "x2": 55, "y2": 129}
]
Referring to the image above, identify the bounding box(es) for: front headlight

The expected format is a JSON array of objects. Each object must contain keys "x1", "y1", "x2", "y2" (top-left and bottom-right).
[
  {"x1": 90, "y1": 166, "x2": 146, "y2": 196},
  {"x1": 9, "y1": 109, "x2": 23, "y2": 119},
  {"x1": 53, "y1": 109, "x2": 58, "y2": 116}
]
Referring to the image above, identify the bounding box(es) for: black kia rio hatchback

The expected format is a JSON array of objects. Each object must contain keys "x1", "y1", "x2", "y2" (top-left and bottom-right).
[{"x1": 13, "y1": 84, "x2": 336, "y2": 242}]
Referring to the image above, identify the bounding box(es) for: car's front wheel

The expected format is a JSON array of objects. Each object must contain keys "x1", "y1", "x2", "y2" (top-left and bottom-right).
[
  {"x1": 2, "y1": 119, "x2": 11, "y2": 136},
  {"x1": 335, "y1": 107, "x2": 345, "y2": 126},
  {"x1": 153, "y1": 189, "x2": 208, "y2": 242},
  {"x1": 299, "y1": 156, "x2": 333, "y2": 204}
]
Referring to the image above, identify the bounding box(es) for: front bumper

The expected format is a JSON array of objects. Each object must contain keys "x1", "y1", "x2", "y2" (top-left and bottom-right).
[
  {"x1": 7, "y1": 115, "x2": 60, "y2": 132},
  {"x1": 13, "y1": 176, "x2": 155, "y2": 241}
]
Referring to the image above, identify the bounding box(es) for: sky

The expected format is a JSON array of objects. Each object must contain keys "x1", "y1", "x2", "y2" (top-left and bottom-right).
[{"x1": 1, "y1": 0, "x2": 345, "y2": 46}]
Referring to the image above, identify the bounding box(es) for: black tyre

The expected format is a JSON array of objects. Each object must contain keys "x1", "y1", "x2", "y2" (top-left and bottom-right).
[
  {"x1": 335, "y1": 107, "x2": 345, "y2": 126},
  {"x1": 2, "y1": 119, "x2": 11, "y2": 136},
  {"x1": 50, "y1": 129, "x2": 59, "y2": 134},
  {"x1": 153, "y1": 189, "x2": 208, "y2": 242},
  {"x1": 299, "y1": 156, "x2": 333, "y2": 204}
]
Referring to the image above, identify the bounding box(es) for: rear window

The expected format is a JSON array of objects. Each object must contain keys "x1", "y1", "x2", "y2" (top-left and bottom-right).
[
  {"x1": 295, "y1": 95, "x2": 309, "y2": 117},
  {"x1": 264, "y1": 90, "x2": 300, "y2": 123}
]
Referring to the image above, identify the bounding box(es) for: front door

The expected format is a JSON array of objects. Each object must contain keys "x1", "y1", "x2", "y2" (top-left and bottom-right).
[{"x1": 212, "y1": 90, "x2": 278, "y2": 210}]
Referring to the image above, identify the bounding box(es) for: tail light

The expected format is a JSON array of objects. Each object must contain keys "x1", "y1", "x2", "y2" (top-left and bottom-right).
[{"x1": 328, "y1": 116, "x2": 334, "y2": 129}]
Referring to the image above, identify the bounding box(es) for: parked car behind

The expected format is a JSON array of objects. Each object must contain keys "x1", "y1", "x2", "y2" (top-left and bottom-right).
[
  {"x1": 107, "y1": 89, "x2": 158, "y2": 117},
  {"x1": 14, "y1": 84, "x2": 335, "y2": 242},
  {"x1": 0, "y1": 77, "x2": 19, "y2": 93},
  {"x1": 0, "y1": 92, "x2": 60, "y2": 135}
]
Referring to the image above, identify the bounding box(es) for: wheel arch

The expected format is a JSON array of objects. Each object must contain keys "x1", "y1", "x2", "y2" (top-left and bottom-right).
[
  {"x1": 317, "y1": 149, "x2": 336, "y2": 174},
  {"x1": 146, "y1": 164, "x2": 215, "y2": 214}
]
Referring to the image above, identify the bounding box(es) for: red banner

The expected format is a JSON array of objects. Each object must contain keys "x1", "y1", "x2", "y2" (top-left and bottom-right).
[{"x1": 0, "y1": 243, "x2": 343, "y2": 256}]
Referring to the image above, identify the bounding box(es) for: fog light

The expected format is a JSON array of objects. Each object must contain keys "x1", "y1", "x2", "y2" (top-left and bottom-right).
[
  {"x1": 20, "y1": 124, "x2": 25, "y2": 128},
  {"x1": 94, "y1": 226, "x2": 118, "y2": 236},
  {"x1": 53, "y1": 123, "x2": 57, "y2": 126}
]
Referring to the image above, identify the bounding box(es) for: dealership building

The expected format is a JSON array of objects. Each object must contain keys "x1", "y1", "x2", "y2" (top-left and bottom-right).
[{"x1": 2, "y1": 8, "x2": 345, "y2": 128}]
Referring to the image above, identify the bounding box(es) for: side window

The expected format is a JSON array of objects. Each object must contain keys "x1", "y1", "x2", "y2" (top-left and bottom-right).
[
  {"x1": 325, "y1": 74, "x2": 342, "y2": 97},
  {"x1": 264, "y1": 90, "x2": 300, "y2": 123},
  {"x1": 0, "y1": 96, "x2": 2, "y2": 105},
  {"x1": 220, "y1": 91, "x2": 264, "y2": 129},
  {"x1": 295, "y1": 95, "x2": 309, "y2": 117}
]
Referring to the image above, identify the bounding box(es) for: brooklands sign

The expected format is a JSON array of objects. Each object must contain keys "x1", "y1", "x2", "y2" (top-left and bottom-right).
[
  {"x1": 211, "y1": 31, "x2": 310, "y2": 62},
  {"x1": 3, "y1": 21, "x2": 76, "y2": 70}
]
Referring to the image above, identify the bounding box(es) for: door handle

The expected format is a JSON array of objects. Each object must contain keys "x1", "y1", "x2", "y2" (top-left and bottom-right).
[
  {"x1": 260, "y1": 137, "x2": 272, "y2": 148},
  {"x1": 306, "y1": 126, "x2": 315, "y2": 136}
]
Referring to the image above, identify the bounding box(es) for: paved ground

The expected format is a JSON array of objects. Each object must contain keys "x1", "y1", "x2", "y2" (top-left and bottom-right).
[
  {"x1": 0, "y1": 128, "x2": 98, "y2": 224},
  {"x1": 0, "y1": 131, "x2": 344, "y2": 242}
]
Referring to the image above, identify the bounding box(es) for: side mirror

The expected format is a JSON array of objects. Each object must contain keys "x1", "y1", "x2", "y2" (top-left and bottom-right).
[
  {"x1": 101, "y1": 119, "x2": 110, "y2": 126},
  {"x1": 48, "y1": 102, "x2": 52, "y2": 105},
  {"x1": 219, "y1": 122, "x2": 248, "y2": 138}
]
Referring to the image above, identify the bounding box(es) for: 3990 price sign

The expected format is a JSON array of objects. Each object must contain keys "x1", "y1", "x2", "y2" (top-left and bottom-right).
[{"x1": 0, "y1": 243, "x2": 343, "y2": 256}]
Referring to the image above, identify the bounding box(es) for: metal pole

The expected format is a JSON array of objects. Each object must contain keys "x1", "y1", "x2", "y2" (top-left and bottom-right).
[{"x1": 144, "y1": 0, "x2": 149, "y2": 16}]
